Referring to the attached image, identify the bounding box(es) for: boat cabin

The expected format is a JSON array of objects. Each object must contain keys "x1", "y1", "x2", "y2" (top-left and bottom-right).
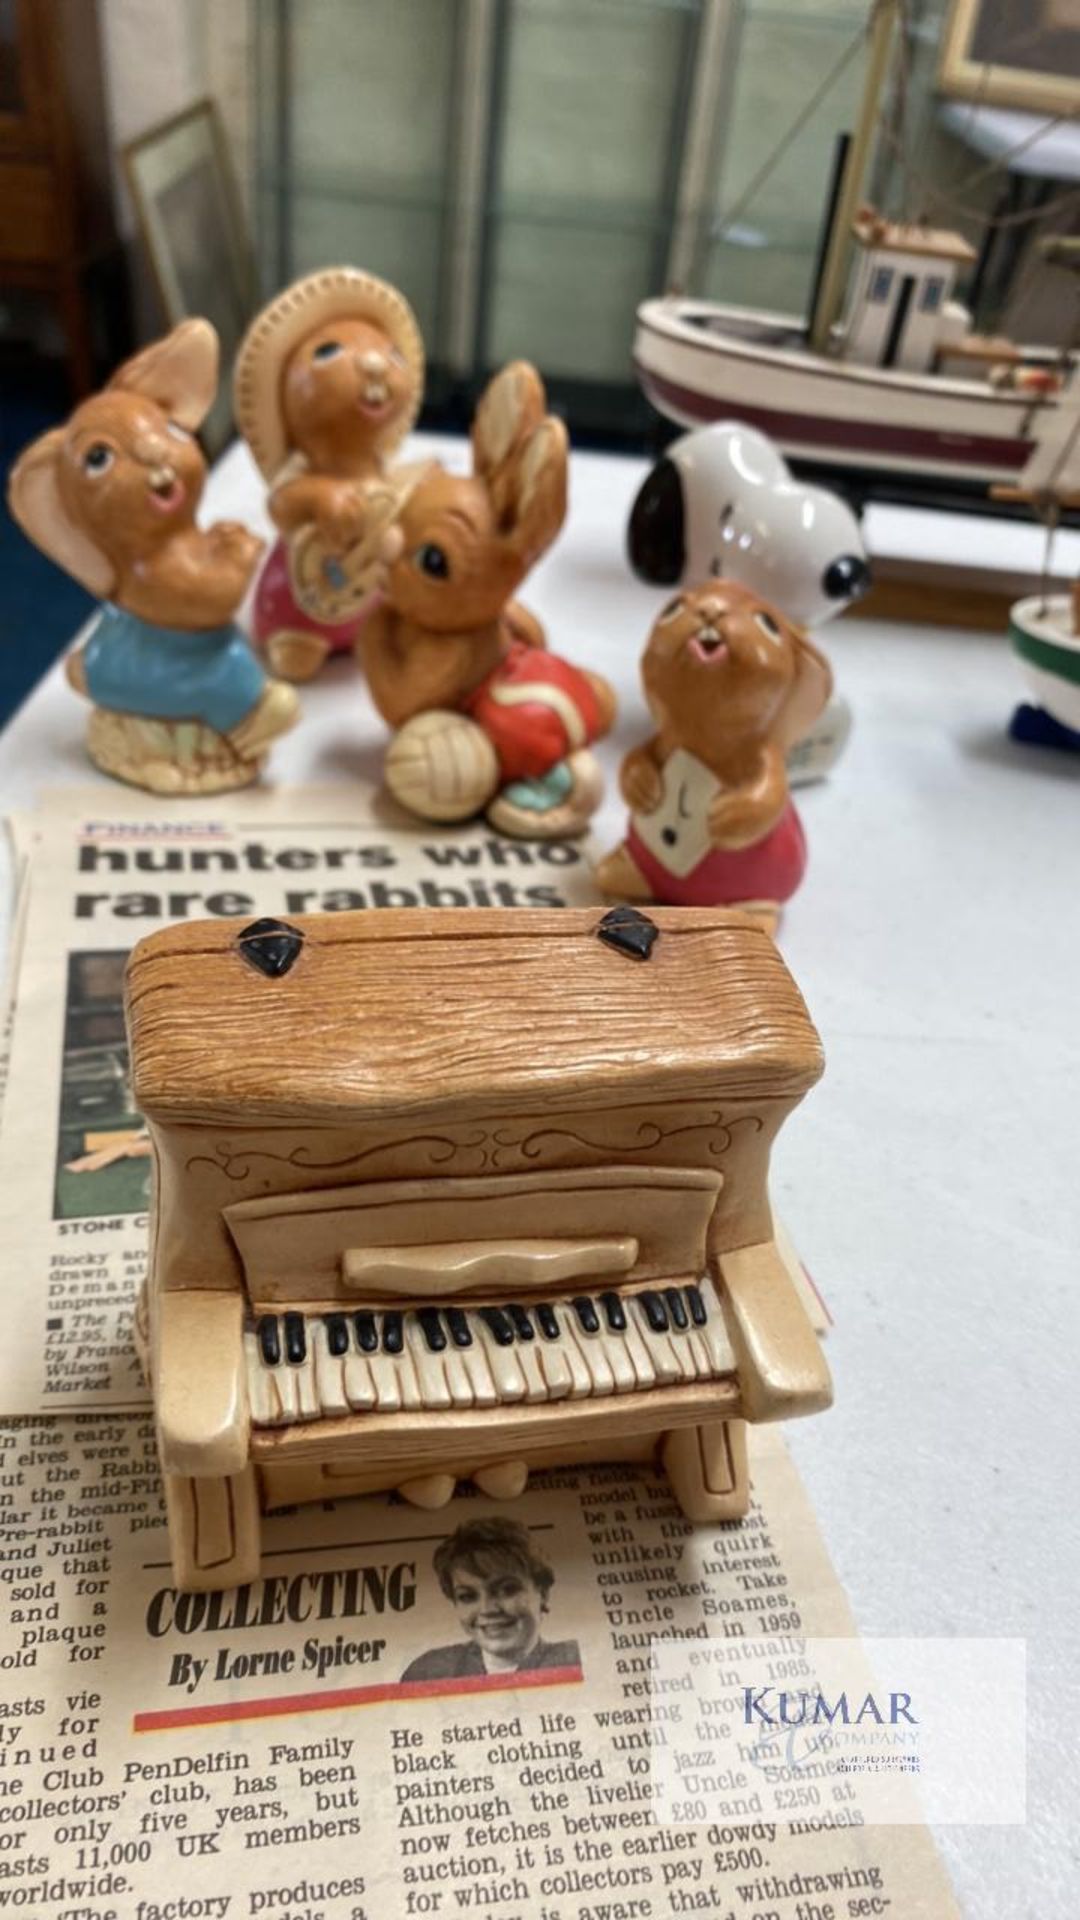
[{"x1": 842, "y1": 208, "x2": 975, "y2": 374}]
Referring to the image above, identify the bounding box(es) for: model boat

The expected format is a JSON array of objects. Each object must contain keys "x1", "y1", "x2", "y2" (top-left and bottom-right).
[{"x1": 634, "y1": 0, "x2": 1073, "y2": 508}]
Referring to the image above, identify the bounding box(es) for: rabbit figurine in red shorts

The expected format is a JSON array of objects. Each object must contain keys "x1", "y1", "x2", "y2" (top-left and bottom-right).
[{"x1": 360, "y1": 362, "x2": 615, "y2": 838}]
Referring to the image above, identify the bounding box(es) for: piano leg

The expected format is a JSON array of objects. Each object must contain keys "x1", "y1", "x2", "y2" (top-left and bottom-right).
[
  {"x1": 164, "y1": 1466, "x2": 262, "y2": 1592},
  {"x1": 662, "y1": 1419, "x2": 748, "y2": 1522}
]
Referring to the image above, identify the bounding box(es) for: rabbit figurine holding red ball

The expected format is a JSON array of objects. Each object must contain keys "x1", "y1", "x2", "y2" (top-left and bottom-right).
[
  {"x1": 361, "y1": 361, "x2": 616, "y2": 839},
  {"x1": 7, "y1": 320, "x2": 298, "y2": 794}
]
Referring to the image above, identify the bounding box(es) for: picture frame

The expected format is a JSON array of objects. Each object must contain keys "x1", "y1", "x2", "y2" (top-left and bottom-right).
[
  {"x1": 122, "y1": 99, "x2": 255, "y2": 459},
  {"x1": 938, "y1": 0, "x2": 1080, "y2": 118}
]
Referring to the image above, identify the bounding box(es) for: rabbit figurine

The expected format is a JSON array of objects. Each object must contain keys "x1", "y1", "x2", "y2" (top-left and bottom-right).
[
  {"x1": 233, "y1": 266, "x2": 428, "y2": 683},
  {"x1": 594, "y1": 581, "x2": 832, "y2": 925},
  {"x1": 7, "y1": 320, "x2": 298, "y2": 795},
  {"x1": 361, "y1": 361, "x2": 615, "y2": 838}
]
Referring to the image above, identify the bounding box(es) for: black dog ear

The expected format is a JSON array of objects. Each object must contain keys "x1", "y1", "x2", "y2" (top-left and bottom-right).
[{"x1": 627, "y1": 456, "x2": 684, "y2": 586}]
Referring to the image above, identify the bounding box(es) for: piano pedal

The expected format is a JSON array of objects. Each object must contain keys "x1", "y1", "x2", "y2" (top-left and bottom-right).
[
  {"x1": 474, "y1": 1460, "x2": 528, "y2": 1499},
  {"x1": 398, "y1": 1471, "x2": 456, "y2": 1510}
]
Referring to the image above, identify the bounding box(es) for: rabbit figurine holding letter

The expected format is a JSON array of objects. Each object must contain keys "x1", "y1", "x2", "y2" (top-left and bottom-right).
[
  {"x1": 234, "y1": 266, "x2": 428, "y2": 682},
  {"x1": 7, "y1": 321, "x2": 299, "y2": 794},
  {"x1": 595, "y1": 581, "x2": 832, "y2": 924},
  {"x1": 363, "y1": 361, "x2": 615, "y2": 838}
]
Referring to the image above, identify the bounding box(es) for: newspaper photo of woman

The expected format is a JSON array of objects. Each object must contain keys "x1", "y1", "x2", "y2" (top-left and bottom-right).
[{"x1": 401, "y1": 1517, "x2": 582, "y2": 1683}]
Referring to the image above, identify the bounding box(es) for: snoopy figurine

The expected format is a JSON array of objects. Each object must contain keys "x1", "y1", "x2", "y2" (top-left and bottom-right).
[{"x1": 628, "y1": 422, "x2": 867, "y2": 782}]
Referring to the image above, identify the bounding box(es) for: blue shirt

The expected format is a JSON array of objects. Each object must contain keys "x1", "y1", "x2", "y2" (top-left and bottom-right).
[{"x1": 82, "y1": 604, "x2": 266, "y2": 734}]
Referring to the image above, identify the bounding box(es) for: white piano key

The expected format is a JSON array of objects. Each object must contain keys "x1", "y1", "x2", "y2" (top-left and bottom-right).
[
  {"x1": 294, "y1": 1351, "x2": 321, "y2": 1421},
  {"x1": 405, "y1": 1317, "x2": 452, "y2": 1411},
  {"x1": 458, "y1": 1334, "x2": 499, "y2": 1408},
  {"x1": 367, "y1": 1348, "x2": 402, "y2": 1412},
  {"x1": 551, "y1": 1304, "x2": 593, "y2": 1399},
  {"x1": 563, "y1": 1304, "x2": 615, "y2": 1397},
  {"x1": 619, "y1": 1311, "x2": 657, "y2": 1390},
  {"x1": 696, "y1": 1278, "x2": 736, "y2": 1375},
  {"x1": 475, "y1": 1315, "x2": 527, "y2": 1402},
  {"x1": 442, "y1": 1341, "x2": 475, "y2": 1409},
  {"x1": 513, "y1": 1330, "x2": 551, "y2": 1404},
  {"x1": 311, "y1": 1321, "x2": 350, "y2": 1417},
  {"x1": 602, "y1": 1323, "x2": 637, "y2": 1394},
  {"x1": 245, "y1": 1331, "x2": 281, "y2": 1426},
  {"x1": 535, "y1": 1337, "x2": 573, "y2": 1400},
  {"x1": 342, "y1": 1342, "x2": 378, "y2": 1411},
  {"x1": 632, "y1": 1298, "x2": 682, "y2": 1385},
  {"x1": 273, "y1": 1356, "x2": 302, "y2": 1423}
]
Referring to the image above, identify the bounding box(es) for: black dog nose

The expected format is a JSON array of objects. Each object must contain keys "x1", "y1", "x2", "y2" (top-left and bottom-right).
[{"x1": 823, "y1": 554, "x2": 870, "y2": 600}]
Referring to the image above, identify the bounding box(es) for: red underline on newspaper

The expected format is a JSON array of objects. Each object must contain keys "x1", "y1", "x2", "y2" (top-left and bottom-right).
[{"x1": 133, "y1": 1664, "x2": 583, "y2": 1732}]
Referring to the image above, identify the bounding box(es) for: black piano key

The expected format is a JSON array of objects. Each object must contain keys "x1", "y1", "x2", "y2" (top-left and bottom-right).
[
  {"x1": 480, "y1": 1305, "x2": 514, "y2": 1346},
  {"x1": 382, "y1": 1311, "x2": 404, "y2": 1355},
  {"x1": 685, "y1": 1285, "x2": 708, "y2": 1327},
  {"x1": 535, "y1": 1302, "x2": 560, "y2": 1340},
  {"x1": 353, "y1": 1310, "x2": 378, "y2": 1353},
  {"x1": 283, "y1": 1312, "x2": 307, "y2": 1364},
  {"x1": 639, "y1": 1290, "x2": 669, "y2": 1333},
  {"x1": 663, "y1": 1286, "x2": 689, "y2": 1330},
  {"x1": 600, "y1": 1289, "x2": 627, "y2": 1332},
  {"x1": 417, "y1": 1307, "x2": 447, "y2": 1352},
  {"x1": 446, "y1": 1307, "x2": 473, "y2": 1348},
  {"x1": 507, "y1": 1303, "x2": 535, "y2": 1341},
  {"x1": 257, "y1": 1315, "x2": 281, "y2": 1366},
  {"x1": 325, "y1": 1314, "x2": 349, "y2": 1357},
  {"x1": 572, "y1": 1296, "x2": 600, "y2": 1334}
]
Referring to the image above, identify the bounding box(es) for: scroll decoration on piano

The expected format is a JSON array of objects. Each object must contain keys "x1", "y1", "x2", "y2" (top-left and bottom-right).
[{"x1": 125, "y1": 905, "x2": 832, "y2": 1593}]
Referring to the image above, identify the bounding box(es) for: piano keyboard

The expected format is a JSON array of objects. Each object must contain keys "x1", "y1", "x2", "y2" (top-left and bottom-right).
[{"x1": 245, "y1": 1279, "x2": 736, "y2": 1426}]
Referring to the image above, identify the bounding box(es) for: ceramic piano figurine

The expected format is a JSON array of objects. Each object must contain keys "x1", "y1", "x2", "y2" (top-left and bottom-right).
[
  {"x1": 126, "y1": 905, "x2": 831, "y2": 1594},
  {"x1": 595, "y1": 582, "x2": 833, "y2": 926},
  {"x1": 7, "y1": 321, "x2": 299, "y2": 794},
  {"x1": 233, "y1": 266, "x2": 428, "y2": 682}
]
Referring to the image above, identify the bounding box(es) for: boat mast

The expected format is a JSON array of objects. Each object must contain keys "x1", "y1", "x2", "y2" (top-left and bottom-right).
[{"x1": 808, "y1": 0, "x2": 901, "y2": 356}]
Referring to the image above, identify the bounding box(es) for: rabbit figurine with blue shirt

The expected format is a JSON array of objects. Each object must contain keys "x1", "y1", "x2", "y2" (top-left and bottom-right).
[{"x1": 8, "y1": 320, "x2": 299, "y2": 793}]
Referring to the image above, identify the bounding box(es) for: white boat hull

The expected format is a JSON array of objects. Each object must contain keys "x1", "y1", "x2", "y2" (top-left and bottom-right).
[{"x1": 635, "y1": 298, "x2": 1069, "y2": 491}]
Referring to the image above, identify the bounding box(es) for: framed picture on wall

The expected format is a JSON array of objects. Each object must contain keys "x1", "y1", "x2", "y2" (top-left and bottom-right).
[
  {"x1": 939, "y1": 0, "x2": 1080, "y2": 117},
  {"x1": 123, "y1": 99, "x2": 255, "y2": 457}
]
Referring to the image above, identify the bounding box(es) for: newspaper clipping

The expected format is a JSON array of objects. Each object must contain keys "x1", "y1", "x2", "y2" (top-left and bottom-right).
[{"x1": 0, "y1": 790, "x2": 961, "y2": 1919}]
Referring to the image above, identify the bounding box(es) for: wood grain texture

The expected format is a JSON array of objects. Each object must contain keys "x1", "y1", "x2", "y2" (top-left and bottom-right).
[{"x1": 126, "y1": 907, "x2": 824, "y2": 1124}]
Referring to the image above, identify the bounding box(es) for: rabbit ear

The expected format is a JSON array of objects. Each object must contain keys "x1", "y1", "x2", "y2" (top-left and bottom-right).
[
  {"x1": 109, "y1": 318, "x2": 219, "y2": 428},
  {"x1": 503, "y1": 415, "x2": 568, "y2": 567},
  {"x1": 471, "y1": 361, "x2": 545, "y2": 483},
  {"x1": 7, "y1": 429, "x2": 116, "y2": 598},
  {"x1": 774, "y1": 628, "x2": 833, "y2": 750}
]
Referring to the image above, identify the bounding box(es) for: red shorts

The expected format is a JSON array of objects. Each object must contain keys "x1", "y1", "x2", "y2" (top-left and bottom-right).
[
  {"x1": 627, "y1": 801, "x2": 807, "y2": 906},
  {"x1": 462, "y1": 640, "x2": 606, "y2": 783},
  {"x1": 252, "y1": 537, "x2": 373, "y2": 653}
]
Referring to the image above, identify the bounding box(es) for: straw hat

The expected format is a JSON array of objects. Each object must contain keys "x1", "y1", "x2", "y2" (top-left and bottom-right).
[{"x1": 233, "y1": 267, "x2": 425, "y2": 480}]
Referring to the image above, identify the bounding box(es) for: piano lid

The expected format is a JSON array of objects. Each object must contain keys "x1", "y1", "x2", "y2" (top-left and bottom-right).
[{"x1": 126, "y1": 906, "x2": 823, "y2": 1124}]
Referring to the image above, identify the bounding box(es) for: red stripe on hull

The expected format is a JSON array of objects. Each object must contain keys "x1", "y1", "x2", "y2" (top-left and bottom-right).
[{"x1": 637, "y1": 364, "x2": 1033, "y2": 473}]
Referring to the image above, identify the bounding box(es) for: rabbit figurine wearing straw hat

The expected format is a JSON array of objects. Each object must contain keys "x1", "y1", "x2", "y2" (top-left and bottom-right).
[{"x1": 234, "y1": 266, "x2": 430, "y2": 684}]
